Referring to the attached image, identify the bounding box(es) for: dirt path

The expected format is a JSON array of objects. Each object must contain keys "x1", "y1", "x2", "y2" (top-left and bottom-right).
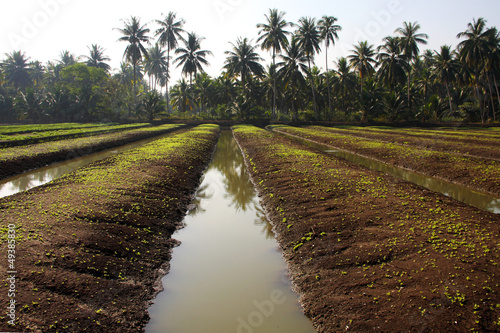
[
  {"x1": 0, "y1": 125, "x2": 219, "y2": 332},
  {"x1": 233, "y1": 125, "x2": 500, "y2": 332}
]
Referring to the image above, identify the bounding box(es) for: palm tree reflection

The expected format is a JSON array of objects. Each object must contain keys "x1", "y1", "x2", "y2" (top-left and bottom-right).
[
  {"x1": 188, "y1": 182, "x2": 213, "y2": 215},
  {"x1": 191, "y1": 131, "x2": 275, "y2": 238}
]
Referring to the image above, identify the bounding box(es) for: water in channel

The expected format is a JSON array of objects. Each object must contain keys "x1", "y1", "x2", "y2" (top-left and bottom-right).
[
  {"x1": 146, "y1": 131, "x2": 315, "y2": 333},
  {"x1": 0, "y1": 134, "x2": 172, "y2": 199},
  {"x1": 273, "y1": 130, "x2": 500, "y2": 214}
]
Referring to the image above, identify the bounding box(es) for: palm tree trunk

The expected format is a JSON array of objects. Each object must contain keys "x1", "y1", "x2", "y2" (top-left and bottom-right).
[
  {"x1": 493, "y1": 72, "x2": 500, "y2": 122},
  {"x1": 292, "y1": 82, "x2": 298, "y2": 121},
  {"x1": 132, "y1": 61, "x2": 137, "y2": 118},
  {"x1": 241, "y1": 71, "x2": 247, "y2": 120},
  {"x1": 307, "y1": 58, "x2": 318, "y2": 120},
  {"x1": 342, "y1": 88, "x2": 346, "y2": 112},
  {"x1": 272, "y1": 48, "x2": 277, "y2": 120},
  {"x1": 166, "y1": 47, "x2": 171, "y2": 113},
  {"x1": 476, "y1": 84, "x2": 485, "y2": 123},
  {"x1": 326, "y1": 47, "x2": 332, "y2": 120},
  {"x1": 360, "y1": 74, "x2": 366, "y2": 121},
  {"x1": 474, "y1": 72, "x2": 485, "y2": 123},
  {"x1": 445, "y1": 82, "x2": 453, "y2": 117},
  {"x1": 487, "y1": 73, "x2": 496, "y2": 121},
  {"x1": 407, "y1": 71, "x2": 411, "y2": 113}
]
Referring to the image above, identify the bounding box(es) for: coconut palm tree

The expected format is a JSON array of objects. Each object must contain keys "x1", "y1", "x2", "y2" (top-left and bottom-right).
[
  {"x1": 432, "y1": 45, "x2": 460, "y2": 117},
  {"x1": 296, "y1": 17, "x2": 322, "y2": 118},
  {"x1": 155, "y1": 12, "x2": 185, "y2": 107},
  {"x1": 458, "y1": 18, "x2": 499, "y2": 121},
  {"x1": 193, "y1": 73, "x2": 215, "y2": 115},
  {"x1": 395, "y1": 21, "x2": 429, "y2": 112},
  {"x1": 318, "y1": 15, "x2": 342, "y2": 116},
  {"x1": 384, "y1": 91, "x2": 406, "y2": 121},
  {"x1": 174, "y1": 32, "x2": 212, "y2": 85},
  {"x1": 170, "y1": 78, "x2": 193, "y2": 113},
  {"x1": 45, "y1": 61, "x2": 63, "y2": 86},
  {"x1": 412, "y1": 51, "x2": 435, "y2": 118},
  {"x1": 376, "y1": 36, "x2": 409, "y2": 92},
  {"x1": 30, "y1": 61, "x2": 45, "y2": 87},
  {"x1": 333, "y1": 57, "x2": 356, "y2": 113},
  {"x1": 59, "y1": 51, "x2": 77, "y2": 67},
  {"x1": 216, "y1": 72, "x2": 236, "y2": 107},
  {"x1": 261, "y1": 64, "x2": 279, "y2": 113},
  {"x1": 296, "y1": 17, "x2": 322, "y2": 65},
  {"x1": 141, "y1": 90, "x2": 166, "y2": 121},
  {"x1": 116, "y1": 16, "x2": 151, "y2": 96},
  {"x1": 277, "y1": 37, "x2": 308, "y2": 119},
  {"x1": 486, "y1": 28, "x2": 500, "y2": 119},
  {"x1": 348, "y1": 41, "x2": 377, "y2": 120},
  {"x1": 1, "y1": 51, "x2": 33, "y2": 89},
  {"x1": 144, "y1": 43, "x2": 168, "y2": 91},
  {"x1": 114, "y1": 62, "x2": 135, "y2": 87},
  {"x1": 84, "y1": 44, "x2": 111, "y2": 72},
  {"x1": 14, "y1": 87, "x2": 43, "y2": 121},
  {"x1": 224, "y1": 37, "x2": 265, "y2": 98},
  {"x1": 256, "y1": 8, "x2": 293, "y2": 118},
  {"x1": 348, "y1": 41, "x2": 376, "y2": 106}
]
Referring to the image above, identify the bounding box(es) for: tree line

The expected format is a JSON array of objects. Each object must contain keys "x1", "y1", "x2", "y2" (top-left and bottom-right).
[{"x1": 0, "y1": 10, "x2": 499, "y2": 123}]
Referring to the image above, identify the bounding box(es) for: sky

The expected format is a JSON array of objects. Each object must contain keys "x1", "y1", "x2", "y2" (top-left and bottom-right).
[{"x1": 1, "y1": 0, "x2": 500, "y2": 85}]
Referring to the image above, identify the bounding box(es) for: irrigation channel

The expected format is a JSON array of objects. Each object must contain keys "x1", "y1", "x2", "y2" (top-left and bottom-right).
[
  {"x1": 271, "y1": 128, "x2": 500, "y2": 215},
  {"x1": 146, "y1": 131, "x2": 315, "y2": 333},
  {"x1": 0, "y1": 133, "x2": 173, "y2": 198}
]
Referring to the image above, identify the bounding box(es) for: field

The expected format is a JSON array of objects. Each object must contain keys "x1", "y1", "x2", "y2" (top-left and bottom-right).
[
  {"x1": 0, "y1": 123, "x2": 153, "y2": 148},
  {"x1": 0, "y1": 125, "x2": 219, "y2": 332},
  {"x1": 273, "y1": 125, "x2": 500, "y2": 196},
  {"x1": 0, "y1": 122, "x2": 499, "y2": 332},
  {"x1": 0, "y1": 123, "x2": 113, "y2": 135},
  {"x1": 0, "y1": 124, "x2": 186, "y2": 180}
]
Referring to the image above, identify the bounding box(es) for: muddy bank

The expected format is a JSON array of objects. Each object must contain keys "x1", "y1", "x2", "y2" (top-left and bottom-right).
[
  {"x1": 0, "y1": 124, "x2": 186, "y2": 181},
  {"x1": 0, "y1": 125, "x2": 219, "y2": 332},
  {"x1": 233, "y1": 125, "x2": 500, "y2": 332}
]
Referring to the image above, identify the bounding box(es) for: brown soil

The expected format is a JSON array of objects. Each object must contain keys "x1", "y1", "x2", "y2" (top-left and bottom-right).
[
  {"x1": 0, "y1": 126, "x2": 219, "y2": 332},
  {"x1": 0, "y1": 124, "x2": 187, "y2": 180},
  {"x1": 234, "y1": 126, "x2": 500, "y2": 332}
]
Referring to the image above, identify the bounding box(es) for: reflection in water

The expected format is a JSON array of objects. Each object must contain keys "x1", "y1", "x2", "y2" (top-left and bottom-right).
[
  {"x1": 146, "y1": 131, "x2": 315, "y2": 333},
  {"x1": 276, "y1": 131, "x2": 500, "y2": 214},
  {"x1": 187, "y1": 182, "x2": 213, "y2": 216},
  {"x1": 192, "y1": 131, "x2": 275, "y2": 239},
  {"x1": 211, "y1": 131, "x2": 256, "y2": 212}
]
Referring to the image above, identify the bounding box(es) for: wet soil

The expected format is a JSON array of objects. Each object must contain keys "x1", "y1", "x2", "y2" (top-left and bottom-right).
[
  {"x1": 234, "y1": 126, "x2": 500, "y2": 332},
  {"x1": 0, "y1": 126, "x2": 219, "y2": 332}
]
